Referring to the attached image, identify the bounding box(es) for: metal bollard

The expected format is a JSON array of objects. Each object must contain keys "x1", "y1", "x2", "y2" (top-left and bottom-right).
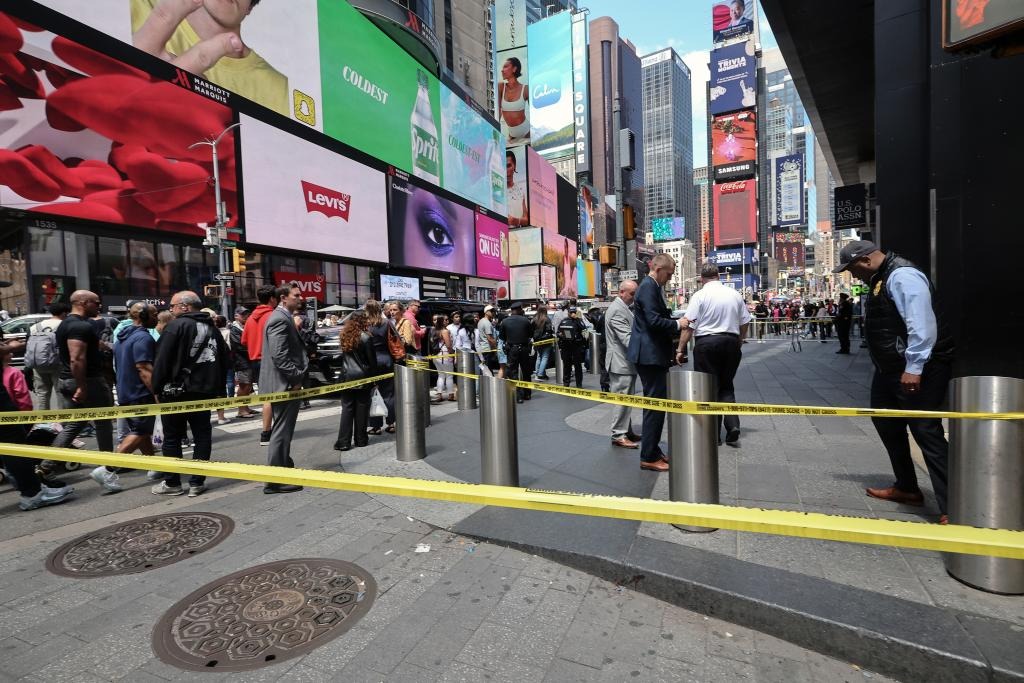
[
  {"x1": 394, "y1": 363, "x2": 426, "y2": 462},
  {"x1": 667, "y1": 368, "x2": 719, "y2": 532},
  {"x1": 478, "y1": 374, "x2": 519, "y2": 486},
  {"x1": 456, "y1": 349, "x2": 478, "y2": 410},
  {"x1": 554, "y1": 344, "x2": 564, "y2": 385},
  {"x1": 589, "y1": 332, "x2": 602, "y2": 375},
  {"x1": 420, "y1": 357, "x2": 432, "y2": 428},
  {"x1": 944, "y1": 376, "x2": 1024, "y2": 594}
]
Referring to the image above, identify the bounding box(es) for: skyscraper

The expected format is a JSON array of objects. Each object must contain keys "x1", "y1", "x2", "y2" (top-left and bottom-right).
[
  {"x1": 642, "y1": 48, "x2": 694, "y2": 246},
  {"x1": 693, "y1": 166, "x2": 711, "y2": 263}
]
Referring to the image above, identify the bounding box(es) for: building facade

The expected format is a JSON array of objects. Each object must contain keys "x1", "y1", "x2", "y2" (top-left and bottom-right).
[{"x1": 693, "y1": 166, "x2": 711, "y2": 264}]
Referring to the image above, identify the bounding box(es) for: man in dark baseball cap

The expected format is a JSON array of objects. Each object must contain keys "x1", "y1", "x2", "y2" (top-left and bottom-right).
[{"x1": 833, "y1": 240, "x2": 880, "y2": 274}]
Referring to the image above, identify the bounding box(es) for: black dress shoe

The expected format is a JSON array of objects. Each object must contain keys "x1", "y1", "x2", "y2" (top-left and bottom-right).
[
  {"x1": 626, "y1": 432, "x2": 641, "y2": 442},
  {"x1": 725, "y1": 428, "x2": 740, "y2": 447},
  {"x1": 264, "y1": 484, "x2": 303, "y2": 494},
  {"x1": 333, "y1": 442, "x2": 351, "y2": 452}
]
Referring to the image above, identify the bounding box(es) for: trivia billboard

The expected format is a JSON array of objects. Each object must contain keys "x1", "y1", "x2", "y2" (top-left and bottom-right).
[{"x1": 709, "y1": 41, "x2": 756, "y2": 115}]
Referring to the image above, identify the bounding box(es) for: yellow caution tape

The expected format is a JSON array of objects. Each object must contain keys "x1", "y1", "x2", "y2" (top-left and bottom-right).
[
  {"x1": 16, "y1": 444, "x2": 1024, "y2": 559},
  {"x1": 0, "y1": 374, "x2": 394, "y2": 425}
]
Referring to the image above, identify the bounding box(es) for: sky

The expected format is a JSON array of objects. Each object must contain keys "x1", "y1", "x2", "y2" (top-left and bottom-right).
[{"x1": 579, "y1": 0, "x2": 777, "y2": 164}]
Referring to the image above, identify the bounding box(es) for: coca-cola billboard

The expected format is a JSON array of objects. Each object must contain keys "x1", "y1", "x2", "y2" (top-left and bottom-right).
[
  {"x1": 713, "y1": 180, "x2": 757, "y2": 246},
  {"x1": 273, "y1": 272, "x2": 327, "y2": 302}
]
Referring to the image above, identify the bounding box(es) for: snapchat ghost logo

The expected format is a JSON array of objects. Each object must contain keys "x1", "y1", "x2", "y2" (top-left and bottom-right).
[{"x1": 293, "y1": 90, "x2": 316, "y2": 126}]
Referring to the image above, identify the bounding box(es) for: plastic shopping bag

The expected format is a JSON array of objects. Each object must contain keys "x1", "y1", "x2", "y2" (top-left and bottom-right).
[{"x1": 370, "y1": 388, "x2": 388, "y2": 418}]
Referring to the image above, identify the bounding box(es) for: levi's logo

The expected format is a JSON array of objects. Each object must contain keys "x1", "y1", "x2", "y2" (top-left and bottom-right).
[{"x1": 301, "y1": 181, "x2": 351, "y2": 221}]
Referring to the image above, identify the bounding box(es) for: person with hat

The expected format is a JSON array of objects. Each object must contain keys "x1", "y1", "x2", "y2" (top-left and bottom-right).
[
  {"x1": 229, "y1": 306, "x2": 258, "y2": 418},
  {"x1": 834, "y1": 293, "x2": 853, "y2": 354},
  {"x1": 556, "y1": 306, "x2": 587, "y2": 388},
  {"x1": 834, "y1": 240, "x2": 954, "y2": 522},
  {"x1": 476, "y1": 305, "x2": 500, "y2": 374},
  {"x1": 499, "y1": 301, "x2": 535, "y2": 402}
]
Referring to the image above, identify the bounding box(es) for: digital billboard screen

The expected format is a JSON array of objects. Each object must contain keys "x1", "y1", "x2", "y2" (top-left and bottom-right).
[
  {"x1": 571, "y1": 12, "x2": 591, "y2": 174},
  {"x1": 387, "y1": 175, "x2": 476, "y2": 276},
  {"x1": 509, "y1": 228, "x2": 543, "y2": 266},
  {"x1": 709, "y1": 41, "x2": 756, "y2": 115},
  {"x1": 713, "y1": 180, "x2": 757, "y2": 246},
  {"x1": 712, "y1": 0, "x2": 755, "y2": 44},
  {"x1": 542, "y1": 228, "x2": 577, "y2": 298},
  {"x1": 506, "y1": 146, "x2": 529, "y2": 227},
  {"x1": 495, "y1": 47, "x2": 530, "y2": 148},
  {"x1": 509, "y1": 264, "x2": 555, "y2": 301},
  {"x1": 712, "y1": 110, "x2": 757, "y2": 180},
  {"x1": 944, "y1": 0, "x2": 1024, "y2": 48},
  {"x1": 527, "y1": 148, "x2": 558, "y2": 231},
  {"x1": 579, "y1": 184, "x2": 596, "y2": 257},
  {"x1": 241, "y1": 114, "x2": 387, "y2": 260},
  {"x1": 380, "y1": 273, "x2": 421, "y2": 301},
  {"x1": 0, "y1": 14, "x2": 238, "y2": 237},
  {"x1": 475, "y1": 212, "x2": 510, "y2": 281},
  {"x1": 651, "y1": 217, "x2": 686, "y2": 242},
  {"x1": 774, "y1": 154, "x2": 804, "y2": 227},
  {"x1": 576, "y1": 259, "x2": 601, "y2": 297},
  {"x1": 773, "y1": 235, "x2": 805, "y2": 271},
  {"x1": 442, "y1": 84, "x2": 506, "y2": 215},
  {"x1": 527, "y1": 13, "x2": 574, "y2": 157},
  {"x1": 495, "y1": 0, "x2": 528, "y2": 51}
]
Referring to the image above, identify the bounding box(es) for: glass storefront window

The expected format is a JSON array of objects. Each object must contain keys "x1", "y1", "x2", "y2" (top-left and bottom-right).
[
  {"x1": 95, "y1": 236, "x2": 128, "y2": 297},
  {"x1": 29, "y1": 228, "x2": 64, "y2": 277}
]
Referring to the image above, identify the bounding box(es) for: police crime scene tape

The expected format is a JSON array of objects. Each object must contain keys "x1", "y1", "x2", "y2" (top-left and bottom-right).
[{"x1": 14, "y1": 443, "x2": 1024, "y2": 560}]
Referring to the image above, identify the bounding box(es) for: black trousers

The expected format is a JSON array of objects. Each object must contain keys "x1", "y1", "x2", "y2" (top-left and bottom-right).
[
  {"x1": 836, "y1": 320, "x2": 851, "y2": 352},
  {"x1": 338, "y1": 386, "x2": 371, "y2": 448},
  {"x1": 870, "y1": 363, "x2": 950, "y2": 513},
  {"x1": 636, "y1": 363, "x2": 668, "y2": 463},
  {"x1": 505, "y1": 343, "x2": 534, "y2": 399},
  {"x1": 162, "y1": 404, "x2": 214, "y2": 487},
  {"x1": 693, "y1": 335, "x2": 742, "y2": 439},
  {"x1": 559, "y1": 343, "x2": 584, "y2": 387}
]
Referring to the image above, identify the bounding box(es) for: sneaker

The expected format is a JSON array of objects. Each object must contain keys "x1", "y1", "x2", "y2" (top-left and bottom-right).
[
  {"x1": 151, "y1": 482, "x2": 184, "y2": 496},
  {"x1": 90, "y1": 466, "x2": 123, "y2": 493},
  {"x1": 216, "y1": 417, "x2": 231, "y2": 426},
  {"x1": 71, "y1": 439, "x2": 86, "y2": 449},
  {"x1": 259, "y1": 431, "x2": 272, "y2": 446},
  {"x1": 146, "y1": 470, "x2": 162, "y2": 481},
  {"x1": 187, "y1": 484, "x2": 207, "y2": 498},
  {"x1": 20, "y1": 485, "x2": 74, "y2": 511}
]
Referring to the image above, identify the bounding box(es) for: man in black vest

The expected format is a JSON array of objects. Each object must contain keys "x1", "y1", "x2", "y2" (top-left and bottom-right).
[
  {"x1": 834, "y1": 241, "x2": 954, "y2": 523},
  {"x1": 499, "y1": 302, "x2": 535, "y2": 402}
]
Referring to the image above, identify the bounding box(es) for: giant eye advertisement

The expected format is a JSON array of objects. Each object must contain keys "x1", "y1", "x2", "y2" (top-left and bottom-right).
[
  {"x1": 240, "y1": 114, "x2": 387, "y2": 261},
  {"x1": 388, "y1": 176, "x2": 476, "y2": 276},
  {"x1": 527, "y1": 12, "x2": 574, "y2": 157},
  {"x1": 0, "y1": 13, "x2": 238, "y2": 236}
]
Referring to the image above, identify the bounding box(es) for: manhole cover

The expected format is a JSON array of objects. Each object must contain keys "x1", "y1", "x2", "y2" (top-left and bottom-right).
[
  {"x1": 46, "y1": 512, "x2": 233, "y2": 578},
  {"x1": 153, "y1": 559, "x2": 375, "y2": 672}
]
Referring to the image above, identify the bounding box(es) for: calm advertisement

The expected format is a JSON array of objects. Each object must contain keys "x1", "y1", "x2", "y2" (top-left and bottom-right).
[
  {"x1": 542, "y1": 229, "x2": 577, "y2": 298},
  {"x1": 712, "y1": 180, "x2": 757, "y2": 246},
  {"x1": 775, "y1": 154, "x2": 804, "y2": 227},
  {"x1": 442, "y1": 84, "x2": 506, "y2": 214},
  {"x1": 712, "y1": 0, "x2": 755, "y2": 44},
  {"x1": 712, "y1": 111, "x2": 757, "y2": 180},
  {"x1": 576, "y1": 259, "x2": 601, "y2": 297},
  {"x1": 709, "y1": 41, "x2": 756, "y2": 115},
  {"x1": 527, "y1": 13, "x2": 574, "y2": 157},
  {"x1": 506, "y1": 146, "x2": 529, "y2": 227},
  {"x1": 475, "y1": 213, "x2": 510, "y2": 280},
  {"x1": 528, "y1": 148, "x2": 558, "y2": 231},
  {"x1": 495, "y1": 47, "x2": 530, "y2": 147},
  {"x1": 0, "y1": 16, "x2": 238, "y2": 237},
  {"x1": 240, "y1": 114, "x2": 386, "y2": 260},
  {"x1": 387, "y1": 176, "x2": 476, "y2": 276},
  {"x1": 510, "y1": 228, "x2": 543, "y2": 266}
]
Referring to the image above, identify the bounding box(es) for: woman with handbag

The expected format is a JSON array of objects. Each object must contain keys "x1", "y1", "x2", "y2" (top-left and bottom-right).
[
  {"x1": 431, "y1": 314, "x2": 456, "y2": 401},
  {"x1": 367, "y1": 300, "x2": 400, "y2": 435},
  {"x1": 333, "y1": 311, "x2": 378, "y2": 452}
]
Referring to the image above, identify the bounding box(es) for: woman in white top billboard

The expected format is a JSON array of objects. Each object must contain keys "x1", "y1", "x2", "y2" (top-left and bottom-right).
[{"x1": 498, "y1": 57, "x2": 529, "y2": 145}]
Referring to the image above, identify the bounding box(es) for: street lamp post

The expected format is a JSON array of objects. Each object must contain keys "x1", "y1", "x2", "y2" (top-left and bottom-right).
[{"x1": 190, "y1": 122, "x2": 241, "y2": 318}]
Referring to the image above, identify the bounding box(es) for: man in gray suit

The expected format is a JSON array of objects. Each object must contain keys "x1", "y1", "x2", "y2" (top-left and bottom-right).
[
  {"x1": 259, "y1": 282, "x2": 308, "y2": 494},
  {"x1": 605, "y1": 279, "x2": 641, "y2": 449}
]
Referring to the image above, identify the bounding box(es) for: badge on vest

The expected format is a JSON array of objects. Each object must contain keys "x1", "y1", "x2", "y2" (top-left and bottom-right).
[{"x1": 873, "y1": 281, "x2": 882, "y2": 296}]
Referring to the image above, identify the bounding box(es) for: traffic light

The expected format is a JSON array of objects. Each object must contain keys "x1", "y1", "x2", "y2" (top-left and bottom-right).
[
  {"x1": 203, "y1": 284, "x2": 222, "y2": 298},
  {"x1": 622, "y1": 205, "x2": 636, "y2": 240},
  {"x1": 227, "y1": 248, "x2": 246, "y2": 273}
]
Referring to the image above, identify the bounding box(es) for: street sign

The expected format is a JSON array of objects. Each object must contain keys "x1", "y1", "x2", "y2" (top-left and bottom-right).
[
  {"x1": 619, "y1": 269, "x2": 638, "y2": 280},
  {"x1": 215, "y1": 273, "x2": 235, "y2": 282},
  {"x1": 221, "y1": 239, "x2": 238, "y2": 248}
]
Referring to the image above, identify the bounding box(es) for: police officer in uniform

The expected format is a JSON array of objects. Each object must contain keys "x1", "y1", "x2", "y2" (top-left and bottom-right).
[
  {"x1": 834, "y1": 241, "x2": 954, "y2": 522},
  {"x1": 499, "y1": 301, "x2": 535, "y2": 402},
  {"x1": 556, "y1": 307, "x2": 587, "y2": 388}
]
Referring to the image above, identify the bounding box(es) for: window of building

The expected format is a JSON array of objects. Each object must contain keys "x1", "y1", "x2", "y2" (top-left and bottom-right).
[{"x1": 96, "y1": 236, "x2": 128, "y2": 297}]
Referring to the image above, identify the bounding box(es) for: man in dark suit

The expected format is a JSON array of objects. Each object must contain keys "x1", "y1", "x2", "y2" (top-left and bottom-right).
[
  {"x1": 626, "y1": 254, "x2": 686, "y2": 472},
  {"x1": 259, "y1": 282, "x2": 309, "y2": 494}
]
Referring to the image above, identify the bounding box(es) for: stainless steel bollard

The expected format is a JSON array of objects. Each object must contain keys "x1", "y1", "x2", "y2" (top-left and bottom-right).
[
  {"x1": 394, "y1": 363, "x2": 426, "y2": 462},
  {"x1": 554, "y1": 344, "x2": 564, "y2": 385},
  {"x1": 478, "y1": 374, "x2": 519, "y2": 486},
  {"x1": 456, "y1": 349, "x2": 478, "y2": 410},
  {"x1": 420, "y1": 356, "x2": 432, "y2": 428},
  {"x1": 589, "y1": 332, "x2": 602, "y2": 375},
  {"x1": 667, "y1": 368, "x2": 719, "y2": 532},
  {"x1": 944, "y1": 376, "x2": 1024, "y2": 594}
]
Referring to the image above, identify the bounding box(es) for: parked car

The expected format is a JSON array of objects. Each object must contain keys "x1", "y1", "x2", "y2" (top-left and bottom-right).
[{"x1": 1, "y1": 314, "x2": 49, "y2": 367}]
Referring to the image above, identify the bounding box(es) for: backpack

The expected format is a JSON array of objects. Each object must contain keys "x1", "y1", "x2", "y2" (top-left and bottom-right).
[
  {"x1": 24, "y1": 323, "x2": 60, "y2": 371},
  {"x1": 557, "y1": 317, "x2": 582, "y2": 346}
]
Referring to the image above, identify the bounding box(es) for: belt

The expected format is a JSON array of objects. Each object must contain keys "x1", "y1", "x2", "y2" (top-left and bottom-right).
[{"x1": 696, "y1": 332, "x2": 739, "y2": 339}]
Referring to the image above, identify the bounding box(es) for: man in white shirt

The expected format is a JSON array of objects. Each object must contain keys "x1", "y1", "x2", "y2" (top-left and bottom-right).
[
  {"x1": 476, "y1": 305, "x2": 499, "y2": 374},
  {"x1": 677, "y1": 263, "x2": 751, "y2": 447}
]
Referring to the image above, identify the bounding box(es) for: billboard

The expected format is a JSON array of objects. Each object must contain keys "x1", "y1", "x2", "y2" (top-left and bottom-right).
[
  {"x1": 834, "y1": 184, "x2": 867, "y2": 229},
  {"x1": 773, "y1": 235, "x2": 805, "y2": 271},
  {"x1": 579, "y1": 184, "x2": 596, "y2": 257},
  {"x1": 713, "y1": 180, "x2": 757, "y2": 246},
  {"x1": 712, "y1": 111, "x2": 757, "y2": 180},
  {"x1": 495, "y1": 0, "x2": 528, "y2": 51},
  {"x1": 273, "y1": 273, "x2": 326, "y2": 302},
  {"x1": 387, "y1": 175, "x2": 476, "y2": 276},
  {"x1": 510, "y1": 228, "x2": 543, "y2": 266},
  {"x1": 380, "y1": 273, "x2": 421, "y2": 301},
  {"x1": 506, "y1": 146, "x2": 529, "y2": 227},
  {"x1": 651, "y1": 217, "x2": 686, "y2": 242},
  {"x1": 707, "y1": 247, "x2": 757, "y2": 267},
  {"x1": 712, "y1": 0, "x2": 755, "y2": 44},
  {"x1": 509, "y1": 264, "x2": 555, "y2": 300},
  {"x1": 475, "y1": 212, "x2": 510, "y2": 280},
  {"x1": 774, "y1": 154, "x2": 805, "y2": 227},
  {"x1": 944, "y1": 0, "x2": 1024, "y2": 48},
  {"x1": 495, "y1": 47, "x2": 530, "y2": 147},
  {"x1": 241, "y1": 114, "x2": 387, "y2": 260},
  {"x1": 528, "y1": 148, "x2": 558, "y2": 231},
  {"x1": 709, "y1": 41, "x2": 756, "y2": 115},
  {"x1": 576, "y1": 259, "x2": 601, "y2": 297},
  {"x1": 527, "y1": 13, "x2": 574, "y2": 157},
  {"x1": 442, "y1": 85, "x2": 506, "y2": 214},
  {"x1": 542, "y1": 229, "x2": 578, "y2": 298},
  {"x1": 0, "y1": 16, "x2": 239, "y2": 237},
  {"x1": 571, "y1": 13, "x2": 591, "y2": 173}
]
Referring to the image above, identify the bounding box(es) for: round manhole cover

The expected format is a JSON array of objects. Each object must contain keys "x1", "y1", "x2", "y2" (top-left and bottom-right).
[
  {"x1": 153, "y1": 558, "x2": 375, "y2": 672},
  {"x1": 46, "y1": 512, "x2": 234, "y2": 578}
]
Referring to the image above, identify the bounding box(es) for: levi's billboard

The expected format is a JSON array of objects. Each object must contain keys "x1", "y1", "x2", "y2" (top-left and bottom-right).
[
  {"x1": 713, "y1": 180, "x2": 757, "y2": 246},
  {"x1": 273, "y1": 273, "x2": 326, "y2": 302},
  {"x1": 239, "y1": 114, "x2": 388, "y2": 261}
]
